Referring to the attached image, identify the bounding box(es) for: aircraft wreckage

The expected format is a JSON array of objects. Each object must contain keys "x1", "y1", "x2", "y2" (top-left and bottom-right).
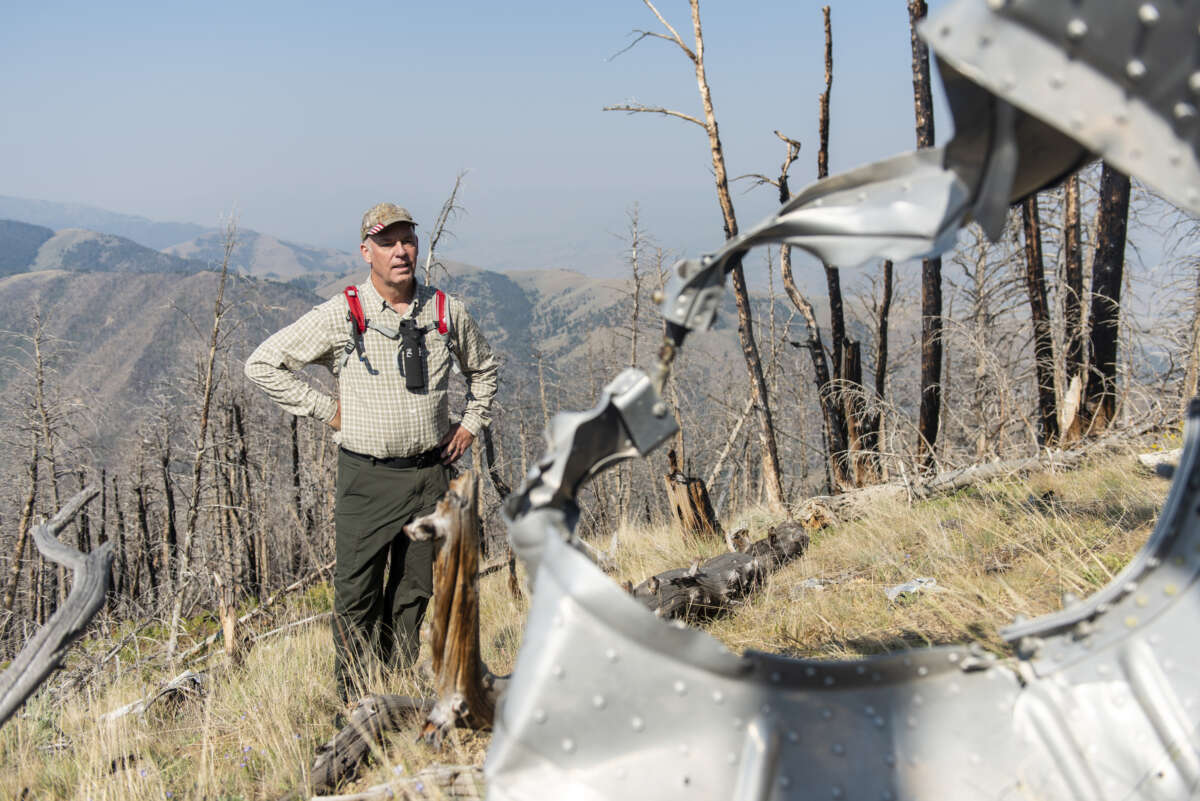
[{"x1": 485, "y1": 1, "x2": 1200, "y2": 799}]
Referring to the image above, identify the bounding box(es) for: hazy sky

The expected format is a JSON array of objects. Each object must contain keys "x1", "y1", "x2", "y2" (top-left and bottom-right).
[{"x1": 2, "y1": 1, "x2": 950, "y2": 277}]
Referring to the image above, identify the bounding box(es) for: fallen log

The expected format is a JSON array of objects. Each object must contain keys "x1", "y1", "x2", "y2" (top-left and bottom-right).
[
  {"x1": 0, "y1": 487, "x2": 110, "y2": 728},
  {"x1": 795, "y1": 449, "x2": 1094, "y2": 532},
  {"x1": 630, "y1": 521, "x2": 810, "y2": 621},
  {"x1": 309, "y1": 694, "x2": 434, "y2": 794},
  {"x1": 98, "y1": 670, "x2": 206, "y2": 723},
  {"x1": 309, "y1": 762, "x2": 485, "y2": 801}
]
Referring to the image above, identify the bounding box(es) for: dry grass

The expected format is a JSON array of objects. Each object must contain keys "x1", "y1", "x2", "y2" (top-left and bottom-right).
[{"x1": 0, "y1": 446, "x2": 1171, "y2": 799}]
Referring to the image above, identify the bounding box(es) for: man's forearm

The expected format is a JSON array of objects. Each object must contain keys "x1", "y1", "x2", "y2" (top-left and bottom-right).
[{"x1": 244, "y1": 352, "x2": 338, "y2": 423}]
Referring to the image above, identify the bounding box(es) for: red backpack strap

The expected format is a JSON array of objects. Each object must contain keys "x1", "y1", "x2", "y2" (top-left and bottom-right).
[
  {"x1": 435, "y1": 289, "x2": 449, "y2": 335},
  {"x1": 344, "y1": 286, "x2": 367, "y2": 334}
]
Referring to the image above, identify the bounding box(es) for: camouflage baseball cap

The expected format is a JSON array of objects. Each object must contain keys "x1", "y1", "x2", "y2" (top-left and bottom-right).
[{"x1": 360, "y1": 202, "x2": 418, "y2": 241}]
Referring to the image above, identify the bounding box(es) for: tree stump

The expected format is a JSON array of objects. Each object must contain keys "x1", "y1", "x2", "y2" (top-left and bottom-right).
[
  {"x1": 663, "y1": 448, "x2": 723, "y2": 541},
  {"x1": 406, "y1": 471, "x2": 498, "y2": 747},
  {"x1": 310, "y1": 472, "x2": 506, "y2": 793}
]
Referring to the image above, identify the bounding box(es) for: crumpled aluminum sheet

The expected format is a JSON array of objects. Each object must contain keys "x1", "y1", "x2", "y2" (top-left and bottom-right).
[
  {"x1": 486, "y1": 402, "x2": 1200, "y2": 801},
  {"x1": 926, "y1": 0, "x2": 1200, "y2": 218}
]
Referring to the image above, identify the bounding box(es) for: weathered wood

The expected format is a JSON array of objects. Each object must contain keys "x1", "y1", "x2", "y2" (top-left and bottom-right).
[
  {"x1": 663, "y1": 448, "x2": 723, "y2": 541},
  {"x1": 0, "y1": 486, "x2": 109, "y2": 728},
  {"x1": 309, "y1": 763, "x2": 485, "y2": 801},
  {"x1": 630, "y1": 522, "x2": 810, "y2": 621},
  {"x1": 406, "y1": 471, "x2": 497, "y2": 747},
  {"x1": 310, "y1": 694, "x2": 434, "y2": 793},
  {"x1": 98, "y1": 670, "x2": 206, "y2": 723},
  {"x1": 790, "y1": 427, "x2": 1166, "y2": 533},
  {"x1": 311, "y1": 472, "x2": 507, "y2": 792}
]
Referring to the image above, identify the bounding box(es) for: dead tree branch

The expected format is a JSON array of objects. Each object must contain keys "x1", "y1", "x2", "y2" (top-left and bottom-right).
[
  {"x1": 0, "y1": 486, "x2": 109, "y2": 727},
  {"x1": 601, "y1": 104, "x2": 706, "y2": 128}
]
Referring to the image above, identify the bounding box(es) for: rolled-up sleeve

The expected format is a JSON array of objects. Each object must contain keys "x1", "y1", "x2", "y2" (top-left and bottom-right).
[
  {"x1": 244, "y1": 303, "x2": 341, "y2": 423},
  {"x1": 452, "y1": 300, "x2": 499, "y2": 437}
]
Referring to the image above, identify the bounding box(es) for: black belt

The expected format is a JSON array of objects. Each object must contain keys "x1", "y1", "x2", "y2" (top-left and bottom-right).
[{"x1": 339, "y1": 446, "x2": 442, "y2": 469}]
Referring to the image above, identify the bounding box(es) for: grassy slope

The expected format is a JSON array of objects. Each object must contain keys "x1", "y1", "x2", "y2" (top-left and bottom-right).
[{"x1": 0, "y1": 437, "x2": 1175, "y2": 800}]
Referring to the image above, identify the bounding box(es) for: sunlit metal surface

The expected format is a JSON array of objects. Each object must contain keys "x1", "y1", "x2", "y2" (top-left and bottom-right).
[
  {"x1": 489, "y1": 1, "x2": 1200, "y2": 798},
  {"x1": 489, "y1": 402, "x2": 1200, "y2": 800}
]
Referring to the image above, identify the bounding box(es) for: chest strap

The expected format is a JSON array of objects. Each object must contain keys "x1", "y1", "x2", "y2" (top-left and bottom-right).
[{"x1": 340, "y1": 286, "x2": 452, "y2": 381}]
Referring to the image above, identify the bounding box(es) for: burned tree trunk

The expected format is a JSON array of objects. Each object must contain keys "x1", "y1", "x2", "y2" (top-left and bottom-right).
[
  {"x1": 1022, "y1": 194, "x2": 1059, "y2": 444},
  {"x1": 663, "y1": 448, "x2": 723, "y2": 541},
  {"x1": 858, "y1": 259, "x2": 893, "y2": 483},
  {"x1": 1, "y1": 435, "x2": 38, "y2": 626},
  {"x1": 1082, "y1": 163, "x2": 1131, "y2": 434},
  {"x1": 1061, "y1": 173, "x2": 1087, "y2": 440},
  {"x1": 909, "y1": 0, "x2": 943, "y2": 471}
]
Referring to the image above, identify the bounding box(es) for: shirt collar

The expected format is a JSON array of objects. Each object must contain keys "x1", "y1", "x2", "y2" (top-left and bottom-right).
[{"x1": 357, "y1": 275, "x2": 429, "y2": 320}]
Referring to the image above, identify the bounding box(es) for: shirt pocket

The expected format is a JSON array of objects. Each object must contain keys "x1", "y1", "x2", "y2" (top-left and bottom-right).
[{"x1": 423, "y1": 332, "x2": 454, "y2": 387}]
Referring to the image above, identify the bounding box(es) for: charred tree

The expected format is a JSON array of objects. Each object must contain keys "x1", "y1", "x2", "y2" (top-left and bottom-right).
[
  {"x1": 630, "y1": 521, "x2": 810, "y2": 621},
  {"x1": 1061, "y1": 173, "x2": 1086, "y2": 438},
  {"x1": 1021, "y1": 194, "x2": 1059, "y2": 444},
  {"x1": 815, "y1": 5, "x2": 855, "y2": 489},
  {"x1": 664, "y1": 448, "x2": 723, "y2": 541},
  {"x1": 0, "y1": 435, "x2": 38, "y2": 644},
  {"x1": 605, "y1": 0, "x2": 787, "y2": 514},
  {"x1": 1081, "y1": 163, "x2": 1131, "y2": 434},
  {"x1": 856, "y1": 260, "x2": 893, "y2": 484},
  {"x1": 908, "y1": 0, "x2": 943, "y2": 470}
]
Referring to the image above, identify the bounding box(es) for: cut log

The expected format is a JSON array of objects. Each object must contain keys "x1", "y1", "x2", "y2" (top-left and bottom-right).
[
  {"x1": 663, "y1": 448, "x2": 723, "y2": 541},
  {"x1": 405, "y1": 471, "x2": 498, "y2": 747},
  {"x1": 630, "y1": 522, "x2": 810, "y2": 621},
  {"x1": 0, "y1": 487, "x2": 110, "y2": 728}
]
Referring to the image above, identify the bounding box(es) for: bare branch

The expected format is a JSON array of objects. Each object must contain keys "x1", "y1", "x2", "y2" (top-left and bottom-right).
[
  {"x1": 602, "y1": 104, "x2": 706, "y2": 128},
  {"x1": 607, "y1": 29, "x2": 680, "y2": 61},
  {"x1": 642, "y1": 0, "x2": 697, "y2": 61},
  {"x1": 424, "y1": 170, "x2": 469, "y2": 285},
  {"x1": 0, "y1": 487, "x2": 109, "y2": 728},
  {"x1": 732, "y1": 173, "x2": 781, "y2": 193}
]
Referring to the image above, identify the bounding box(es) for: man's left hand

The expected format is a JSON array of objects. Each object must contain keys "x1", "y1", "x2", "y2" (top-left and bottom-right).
[{"x1": 438, "y1": 424, "x2": 475, "y2": 465}]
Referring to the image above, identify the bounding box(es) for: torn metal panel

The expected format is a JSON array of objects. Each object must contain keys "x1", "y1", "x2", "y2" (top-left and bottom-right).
[
  {"x1": 491, "y1": 1, "x2": 1200, "y2": 798},
  {"x1": 489, "y1": 392, "x2": 1200, "y2": 800}
]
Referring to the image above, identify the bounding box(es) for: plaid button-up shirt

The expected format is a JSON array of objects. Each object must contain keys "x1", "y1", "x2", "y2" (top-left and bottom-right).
[{"x1": 245, "y1": 278, "x2": 498, "y2": 459}]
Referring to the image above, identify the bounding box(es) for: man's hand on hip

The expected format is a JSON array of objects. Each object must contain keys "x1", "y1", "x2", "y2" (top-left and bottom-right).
[
  {"x1": 328, "y1": 401, "x2": 342, "y2": 431},
  {"x1": 438, "y1": 424, "x2": 474, "y2": 465}
]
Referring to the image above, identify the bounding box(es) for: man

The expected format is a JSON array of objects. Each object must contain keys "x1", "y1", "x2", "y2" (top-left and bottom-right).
[{"x1": 245, "y1": 202, "x2": 498, "y2": 703}]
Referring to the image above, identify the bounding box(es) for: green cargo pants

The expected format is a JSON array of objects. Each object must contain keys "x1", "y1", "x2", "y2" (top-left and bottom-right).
[{"x1": 332, "y1": 448, "x2": 449, "y2": 703}]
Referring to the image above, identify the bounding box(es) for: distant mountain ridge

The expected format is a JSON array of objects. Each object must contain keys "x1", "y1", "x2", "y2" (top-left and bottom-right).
[
  {"x1": 0, "y1": 220, "x2": 54, "y2": 277},
  {"x1": 166, "y1": 228, "x2": 359, "y2": 281},
  {"x1": 0, "y1": 195, "x2": 211, "y2": 250}
]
